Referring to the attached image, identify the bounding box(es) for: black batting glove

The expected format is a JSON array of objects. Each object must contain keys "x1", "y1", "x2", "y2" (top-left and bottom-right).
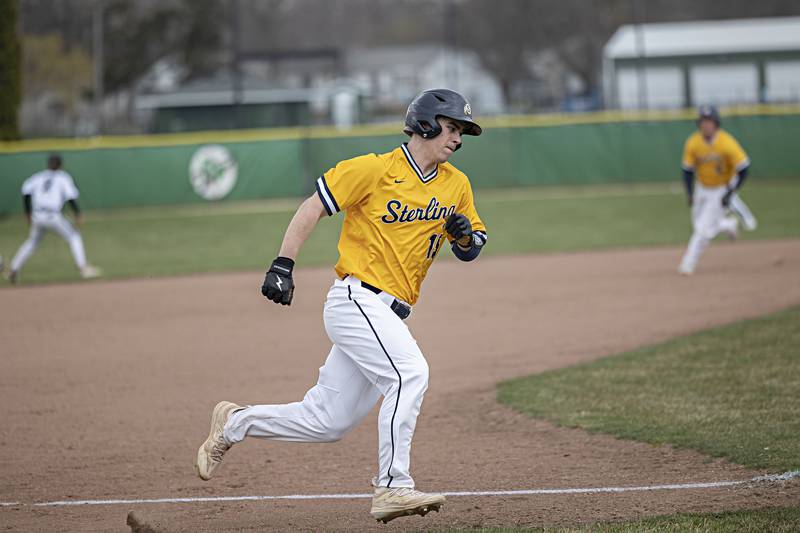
[
  {"x1": 261, "y1": 256, "x2": 295, "y2": 306},
  {"x1": 721, "y1": 187, "x2": 734, "y2": 208},
  {"x1": 444, "y1": 213, "x2": 473, "y2": 245}
]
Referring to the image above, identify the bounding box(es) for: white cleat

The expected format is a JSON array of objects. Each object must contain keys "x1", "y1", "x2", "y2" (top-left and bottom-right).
[
  {"x1": 743, "y1": 217, "x2": 758, "y2": 231},
  {"x1": 370, "y1": 486, "x2": 445, "y2": 524},
  {"x1": 80, "y1": 265, "x2": 103, "y2": 279},
  {"x1": 678, "y1": 265, "x2": 694, "y2": 276},
  {"x1": 195, "y1": 401, "x2": 242, "y2": 480}
]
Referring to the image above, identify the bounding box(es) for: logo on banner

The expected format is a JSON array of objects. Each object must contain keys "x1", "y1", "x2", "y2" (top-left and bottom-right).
[{"x1": 189, "y1": 145, "x2": 238, "y2": 201}]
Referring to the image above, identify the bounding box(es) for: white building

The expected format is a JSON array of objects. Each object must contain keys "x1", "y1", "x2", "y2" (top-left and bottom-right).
[
  {"x1": 603, "y1": 17, "x2": 800, "y2": 109},
  {"x1": 344, "y1": 45, "x2": 505, "y2": 117},
  {"x1": 134, "y1": 45, "x2": 506, "y2": 132}
]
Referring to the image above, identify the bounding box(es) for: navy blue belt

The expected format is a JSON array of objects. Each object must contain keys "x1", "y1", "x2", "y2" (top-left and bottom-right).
[{"x1": 345, "y1": 276, "x2": 411, "y2": 320}]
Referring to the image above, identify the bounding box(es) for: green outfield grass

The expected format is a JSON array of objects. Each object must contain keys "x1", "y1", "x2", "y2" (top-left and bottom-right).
[
  {"x1": 434, "y1": 505, "x2": 800, "y2": 532},
  {"x1": 498, "y1": 306, "x2": 800, "y2": 471},
  {"x1": 0, "y1": 180, "x2": 798, "y2": 285}
]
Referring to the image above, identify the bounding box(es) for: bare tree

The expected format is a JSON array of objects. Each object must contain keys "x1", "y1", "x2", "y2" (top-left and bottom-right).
[
  {"x1": 459, "y1": 0, "x2": 540, "y2": 106},
  {"x1": 16, "y1": 0, "x2": 800, "y2": 112}
]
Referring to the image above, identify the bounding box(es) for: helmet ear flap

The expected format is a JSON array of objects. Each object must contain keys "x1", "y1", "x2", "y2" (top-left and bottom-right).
[{"x1": 417, "y1": 119, "x2": 442, "y2": 139}]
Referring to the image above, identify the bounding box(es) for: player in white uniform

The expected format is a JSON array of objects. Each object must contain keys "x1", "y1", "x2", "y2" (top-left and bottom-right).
[{"x1": 6, "y1": 155, "x2": 101, "y2": 283}]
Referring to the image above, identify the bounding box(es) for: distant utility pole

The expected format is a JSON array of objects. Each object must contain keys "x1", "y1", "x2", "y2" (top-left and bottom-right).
[
  {"x1": 631, "y1": 0, "x2": 648, "y2": 110},
  {"x1": 443, "y1": 0, "x2": 458, "y2": 89},
  {"x1": 230, "y1": 0, "x2": 243, "y2": 129},
  {"x1": 92, "y1": 0, "x2": 105, "y2": 135}
]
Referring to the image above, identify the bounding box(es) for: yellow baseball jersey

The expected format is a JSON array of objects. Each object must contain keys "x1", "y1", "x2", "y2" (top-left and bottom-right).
[
  {"x1": 315, "y1": 143, "x2": 486, "y2": 305},
  {"x1": 681, "y1": 129, "x2": 750, "y2": 187}
]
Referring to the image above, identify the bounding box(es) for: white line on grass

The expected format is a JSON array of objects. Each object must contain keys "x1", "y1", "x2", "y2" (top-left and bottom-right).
[{"x1": 0, "y1": 471, "x2": 796, "y2": 508}]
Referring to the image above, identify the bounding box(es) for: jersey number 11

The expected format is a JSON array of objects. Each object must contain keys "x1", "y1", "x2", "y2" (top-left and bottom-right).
[{"x1": 426, "y1": 233, "x2": 445, "y2": 259}]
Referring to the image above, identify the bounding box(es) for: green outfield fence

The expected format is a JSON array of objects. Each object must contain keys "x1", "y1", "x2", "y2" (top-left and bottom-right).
[{"x1": 1, "y1": 105, "x2": 799, "y2": 214}]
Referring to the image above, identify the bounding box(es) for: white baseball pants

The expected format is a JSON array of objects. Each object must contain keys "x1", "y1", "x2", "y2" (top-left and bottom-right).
[
  {"x1": 729, "y1": 193, "x2": 758, "y2": 231},
  {"x1": 679, "y1": 183, "x2": 740, "y2": 273},
  {"x1": 224, "y1": 276, "x2": 429, "y2": 488},
  {"x1": 10, "y1": 212, "x2": 87, "y2": 272}
]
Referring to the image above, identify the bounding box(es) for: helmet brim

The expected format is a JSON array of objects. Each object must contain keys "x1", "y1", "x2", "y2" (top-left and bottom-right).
[
  {"x1": 437, "y1": 115, "x2": 482, "y2": 136},
  {"x1": 697, "y1": 116, "x2": 720, "y2": 126}
]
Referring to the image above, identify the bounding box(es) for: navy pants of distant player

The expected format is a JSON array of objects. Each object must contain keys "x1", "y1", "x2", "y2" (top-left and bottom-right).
[
  {"x1": 224, "y1": 276, "x2": 428, "y2": 488},
  {"x1": 11, "y1": 211, "x2": 88, "y2": 273}
]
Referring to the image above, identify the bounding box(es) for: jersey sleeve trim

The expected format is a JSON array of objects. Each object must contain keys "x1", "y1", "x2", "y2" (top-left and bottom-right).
[
  {"x1": 20, "y1": 175, "x2": 36, "y2": 195},
  {"x1": 681, "y1": 162, "x2": 695, "y2": 171},
  {"x1": 315, "y1": 175, "x2": 340, "y2": 216},
  {"x1": 735, "y1": 157, "x2": 751, "y2": 172}
]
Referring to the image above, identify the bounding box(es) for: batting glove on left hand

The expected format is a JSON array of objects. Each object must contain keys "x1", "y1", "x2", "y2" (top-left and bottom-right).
[
  {"x1": 444, "y1": 213, "x2": 473, "y2": 246},
  {"x1": 262, "y1": 256, "x2": 295, "y2": 305}
]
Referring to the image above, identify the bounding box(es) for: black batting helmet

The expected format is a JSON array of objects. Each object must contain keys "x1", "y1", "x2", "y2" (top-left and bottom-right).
[
  {"x1": 697, "y1": 105, "x2": 721, "y2": 126},
  {"x1": 403, "y1": 89, "x2": 482, "y2": 139}
]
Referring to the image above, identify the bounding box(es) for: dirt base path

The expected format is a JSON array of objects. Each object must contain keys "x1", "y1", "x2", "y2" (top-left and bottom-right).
[{"x1": 2, "y1": 240, "x2": 799, "y2": 531}]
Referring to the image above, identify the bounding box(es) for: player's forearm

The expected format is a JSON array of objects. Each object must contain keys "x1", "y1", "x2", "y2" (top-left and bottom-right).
[
  {"x1": 682, "y1": 169, "x2": 694, "y2": 197},
  {"x1": 67, "y1": 199, "x2": 81, "y2": 216},
  {"x1": 732, "y1": 166, "x2": 749, "y2": 190},
  {"x1": 277, "y1": 194, "x2": 326, "y2": 260},
  {"x1": 452, "y1": 240, "x2": 481, "y2": 261}
]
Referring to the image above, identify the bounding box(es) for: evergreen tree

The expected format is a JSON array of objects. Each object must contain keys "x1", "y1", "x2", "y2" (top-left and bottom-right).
[{"x1": 0, "y1": 0, "x2": 22, "y2": 140}]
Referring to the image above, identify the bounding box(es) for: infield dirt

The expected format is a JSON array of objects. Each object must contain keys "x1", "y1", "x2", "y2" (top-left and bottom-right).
[{"x1": 2, "y1": 240, "x2": 799, "y2": 531}]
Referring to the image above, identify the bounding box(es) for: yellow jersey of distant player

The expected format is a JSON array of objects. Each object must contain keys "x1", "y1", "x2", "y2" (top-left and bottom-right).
[
  {"x1": 681, "y1": 129, "x2": 750, "y2": 188},
  {"x1": 315, "y1": 143, "x2": 487, "y2": 305}
]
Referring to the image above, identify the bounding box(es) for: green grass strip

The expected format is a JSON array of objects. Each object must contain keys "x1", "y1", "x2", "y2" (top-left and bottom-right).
[
  {"x1": 498, "y1": 306, "x2": 800, "y2": 471},
  {"x1": 1, "y1": 180, "x2": 798, "y2": 285}
]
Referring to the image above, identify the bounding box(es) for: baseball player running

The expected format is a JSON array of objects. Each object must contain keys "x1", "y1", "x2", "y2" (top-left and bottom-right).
[
  {"x1": 196, "y1": 89, "x2": 487, "y2": 523},
  {"x1": 678, "y1": 106, "x2": 757, "y2": 275},
  {"x1": 6, "y1": 154, "x2": 101, "y2": 284}
]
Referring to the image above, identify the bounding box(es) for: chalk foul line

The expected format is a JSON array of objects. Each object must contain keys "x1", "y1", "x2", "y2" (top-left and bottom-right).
[{"x1": 1, "y1": 471, "x2": 797, "y2": 508}]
